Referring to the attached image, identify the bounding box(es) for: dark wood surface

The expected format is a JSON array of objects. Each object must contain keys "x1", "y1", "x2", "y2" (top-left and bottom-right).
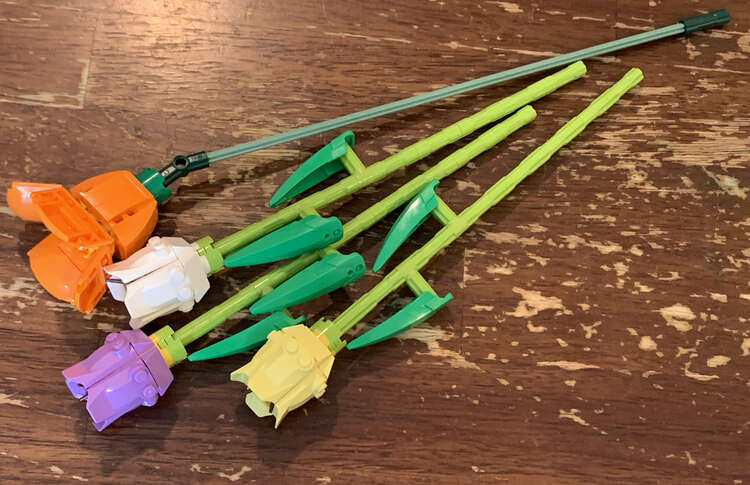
[{"x1": 1, "y1": 1, "x2": 748, "y2": 483}]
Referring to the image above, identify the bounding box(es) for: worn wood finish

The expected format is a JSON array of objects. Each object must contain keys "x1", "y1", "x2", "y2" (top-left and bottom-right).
[{"x1": 1, "y1": 1, "x2": 748, "y2": 483}]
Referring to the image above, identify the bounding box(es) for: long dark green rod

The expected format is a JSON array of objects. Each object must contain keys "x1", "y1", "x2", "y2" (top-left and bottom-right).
[{"x1": 206, "y1": 9, "x2": 728, "y2": 163}]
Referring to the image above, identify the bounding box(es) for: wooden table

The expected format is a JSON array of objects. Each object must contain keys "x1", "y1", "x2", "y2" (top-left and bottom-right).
[{"x1": 1, "y1": 1, "x2": 748, "y2": 483}]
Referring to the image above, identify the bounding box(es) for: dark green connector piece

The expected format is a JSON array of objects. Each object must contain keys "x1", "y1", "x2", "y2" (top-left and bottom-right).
[
  {"x1": 225, "y1": 215, "x2": 344, "y2": 267},
  {"x1": 136, "y1": 168, "x2": 171, "y2": 204},
  {"x1": 373, "y1": 179, "x2": 440, "y2": 272},
  {"x1": 347, "y1": 291, "x2": 453, "y2": 350},
  {"x1": 269, "y1": 131, "x2": 355, "y2": 207},
  {"x1": 136, "y1": 151, "x2": 210, "y2": 204},
  {"x1": 250, "y1": 252, "x2": 366, "y2": 314},
  {"x1": 680, "y1": 9, "x2": 730, "y2": 34},
  {"x1": 187, "y1": 312, "x2": 305, "y2": 361},
  {"x1": 161, "y1": 152, "x2": 210, "y2": 186}
]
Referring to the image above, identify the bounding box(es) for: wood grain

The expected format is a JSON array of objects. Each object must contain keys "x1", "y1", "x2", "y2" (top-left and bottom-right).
[{"x1": 0, "y1": 0, "x2": 748, "y2": 483}]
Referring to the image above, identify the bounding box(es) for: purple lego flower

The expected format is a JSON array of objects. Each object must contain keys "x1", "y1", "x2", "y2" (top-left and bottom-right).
[{"x1": 62, "y1": 329, "x2": 173, "y2": 431}]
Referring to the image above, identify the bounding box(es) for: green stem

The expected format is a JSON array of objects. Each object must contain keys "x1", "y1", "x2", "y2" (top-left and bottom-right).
[
  {"x1": 210, "y1": 61, "x2": 586, "y2": 257},
  {"x1": 172, "y1": 106, "x2": 536, "y2": 348},
  {"x1": 160, "y1": 62, "x2": 591, "y2": 360},
  {"x1": 205, "y1": 8, "x2": 733, "y2": 164},
  {"x1": 314, "y1": 68, "x2": 644, "y2": 348}
]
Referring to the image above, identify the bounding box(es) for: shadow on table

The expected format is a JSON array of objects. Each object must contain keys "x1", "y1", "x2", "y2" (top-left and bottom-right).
[{"x1": 68, "y1": 385, "x2": 183, "y2": 475}]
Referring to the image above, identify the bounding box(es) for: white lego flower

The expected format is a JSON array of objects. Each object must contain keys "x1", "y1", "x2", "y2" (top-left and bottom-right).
[{"x1": 104, "y1": 236, "x2": 210, "y2": 329}]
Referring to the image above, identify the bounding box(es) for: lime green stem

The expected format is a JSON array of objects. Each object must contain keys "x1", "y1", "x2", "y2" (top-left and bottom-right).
[
  {"x1": 210, "y1": 61, "x2": 586, "y2": 258},
  {"x1": 161, "y1": 62, "x2": 588, "y2": 358},
  {"x1": 171, "y1": 106, "x2": 535, "y2": 348},
  {"x1": 314, "y1": 68, "x2": 644, "y2": 348}
]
